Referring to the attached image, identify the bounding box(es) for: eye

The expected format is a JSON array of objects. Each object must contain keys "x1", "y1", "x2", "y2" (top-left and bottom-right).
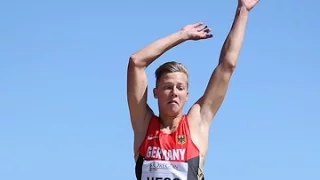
[
  {"x1": 164, "y1": 86, "x2": 172, "y2": 90},
  {"x1": 177, "y1": 86, "x2": 185, "y2": 91}
]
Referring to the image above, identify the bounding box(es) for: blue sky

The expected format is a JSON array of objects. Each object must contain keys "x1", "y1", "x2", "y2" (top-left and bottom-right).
[{"x1": 1, "y1": 0, "x2": 319, "y2": 179}]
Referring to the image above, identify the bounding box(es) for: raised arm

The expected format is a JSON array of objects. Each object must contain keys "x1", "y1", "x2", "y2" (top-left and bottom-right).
[
  {"x1": 127, "y1": 23, "x2": 212, "y2": 157},
  {"x1": 127, "y1": 22, "x2": 212, "y2": 132},
  {"x1": 192, "y1": 0, "x2": 259, "y2": 124},
  {"x1": 127, "y1": 31, "x2": 187, "y2": 133}
]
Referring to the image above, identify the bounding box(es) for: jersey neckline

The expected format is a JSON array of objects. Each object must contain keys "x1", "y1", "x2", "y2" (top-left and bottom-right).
[{"x1": 154, "y1": 114, "x2": 186, "y2": 135}]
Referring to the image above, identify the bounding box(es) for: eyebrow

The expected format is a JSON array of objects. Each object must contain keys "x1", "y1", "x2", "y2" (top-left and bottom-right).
[{"x1": 161, "y1": 82, "x2": 186, "y2": 86}]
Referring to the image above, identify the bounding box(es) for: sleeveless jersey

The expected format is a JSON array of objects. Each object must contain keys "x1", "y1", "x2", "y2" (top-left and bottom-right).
[{"x1": 135, "y1": 115, "x2": 205, "y2": 180}]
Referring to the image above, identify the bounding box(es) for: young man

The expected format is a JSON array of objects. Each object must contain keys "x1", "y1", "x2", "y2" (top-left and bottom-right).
[{"x1": 127, "y1": 0, "x2": 259, "y2": 179}]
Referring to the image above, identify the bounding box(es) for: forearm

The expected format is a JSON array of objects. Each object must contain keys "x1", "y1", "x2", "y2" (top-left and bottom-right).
[
  {"x1": 130, "y1": 31, "x2": 188, "y2": 67},
  {"x1": 219, "y1": 6, "x2": 249, "y2": 69}
]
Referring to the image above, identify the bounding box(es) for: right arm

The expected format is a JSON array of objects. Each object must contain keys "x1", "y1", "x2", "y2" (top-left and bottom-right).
[
  {"x1": 127, "y1": 22, "x2": 212, "y2": 158},
  {"x1": 127, "y1": 30, "x2": 189, "y2": 155}
]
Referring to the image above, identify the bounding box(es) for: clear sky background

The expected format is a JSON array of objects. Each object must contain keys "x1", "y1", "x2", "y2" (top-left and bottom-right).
[{"x1": 1, "y1": 0, "x2": 319, "y2": 179}]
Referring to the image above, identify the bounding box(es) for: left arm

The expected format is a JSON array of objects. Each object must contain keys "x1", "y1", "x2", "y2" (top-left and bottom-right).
[{"x1": 190, "y1": 2, "x2": 258, "y2": 124}]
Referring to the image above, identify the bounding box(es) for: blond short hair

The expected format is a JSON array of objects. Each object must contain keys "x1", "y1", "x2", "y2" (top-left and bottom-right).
[{"x1": 155, "y1": 61, "x2": 188, "y2": 86}]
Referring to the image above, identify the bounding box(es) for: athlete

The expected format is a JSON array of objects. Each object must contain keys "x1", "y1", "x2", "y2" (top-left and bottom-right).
[{"x1": 127, "y1": 0, "x2": 259, "y2": 179}]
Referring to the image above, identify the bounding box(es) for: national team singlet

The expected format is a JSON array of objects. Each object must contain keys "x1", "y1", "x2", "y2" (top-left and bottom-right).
[{"x1": 135, "y1": 115, "x2": 205, "y2": 180}]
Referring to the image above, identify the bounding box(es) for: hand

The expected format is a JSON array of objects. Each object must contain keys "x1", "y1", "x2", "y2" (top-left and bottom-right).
[
  {"x1": 180, "y1": 22, "x2": 213, "y2": 41},
  {"x1": 238, "y1": 0, "x2": 259, "y2": 11}
]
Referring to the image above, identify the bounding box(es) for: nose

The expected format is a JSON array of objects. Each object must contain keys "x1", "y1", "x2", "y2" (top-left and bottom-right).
[{"x1": 171, "y1": 87, "x2": 178, "y2": 97}]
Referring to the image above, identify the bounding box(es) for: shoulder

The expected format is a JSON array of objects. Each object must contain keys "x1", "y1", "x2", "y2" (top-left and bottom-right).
[
  {"x1": 187, "y1": 104, "x2": 203, "y2": 126},
  {"x1": 145, "y1": 112, "x2": 158, "y2": 128},
  {"x1": 186, "y1": 105, "x2": 210, "y2": 137}
]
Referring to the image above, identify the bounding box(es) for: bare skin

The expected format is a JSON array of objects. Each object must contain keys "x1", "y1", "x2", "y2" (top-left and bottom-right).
[{"x1": 127, "y1": 0, "x2": 260, "y2": 161}]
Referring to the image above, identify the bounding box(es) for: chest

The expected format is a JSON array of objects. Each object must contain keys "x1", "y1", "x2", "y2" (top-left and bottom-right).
[{"x1": 144, "y1": 132, "x2": 188, "y2": 161}]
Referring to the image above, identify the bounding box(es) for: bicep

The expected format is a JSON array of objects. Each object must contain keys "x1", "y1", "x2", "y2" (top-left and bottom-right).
[
  {"x1": 127, "y1": 59, "x2": 152, "y2": 131},
  {"x1": 196, "y1": 65, "x2": 233, "y2": 124}
]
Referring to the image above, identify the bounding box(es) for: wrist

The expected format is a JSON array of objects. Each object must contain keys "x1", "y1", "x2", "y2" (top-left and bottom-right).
[
  {"x1": 177, "y1": 30, "x2": 191, "y2": 41},
  {"x1": 235, "y1": 5, "x2": 250, "y2": 18},
  {"x1": 237, "y1": 5, "x2": 249, "y2": 13}
]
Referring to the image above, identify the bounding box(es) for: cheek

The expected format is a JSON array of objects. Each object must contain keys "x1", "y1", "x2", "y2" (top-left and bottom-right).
[
  {"x1": 179, "y1": 92, "x2": 188, "y2": 100},
  {"x1": 158, "y1": 90, "x2": 170, "y2": 99}
]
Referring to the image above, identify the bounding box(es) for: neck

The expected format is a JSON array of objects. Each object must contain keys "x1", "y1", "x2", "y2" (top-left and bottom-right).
[{"x1": 159, "y1": 113, "x2": 183, "y2": 131}]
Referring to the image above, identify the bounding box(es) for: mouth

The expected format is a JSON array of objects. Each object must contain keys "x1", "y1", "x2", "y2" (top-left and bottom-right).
[{"x1": 168, "y1": 100, "x2": 178, "y2": 105}]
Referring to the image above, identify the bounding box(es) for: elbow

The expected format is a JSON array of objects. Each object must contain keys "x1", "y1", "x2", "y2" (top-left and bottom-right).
[
  {"x1": 220, "y1": 60, "x2": 236, "y2": 73},
  {"x1": 129, "y1": 54, "x2": 145, "y2": 68},
  {"x1": 219, "y1": 54, "x2": 237, "y2": 72},
  {"x1": 224, "y1": 61, "x2": 236, "y2": 72},
  {"x1": 129, "y1": 54, "x2": 139, "y2": 65}
]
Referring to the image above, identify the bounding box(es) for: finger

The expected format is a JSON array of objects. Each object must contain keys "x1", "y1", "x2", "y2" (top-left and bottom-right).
[
  {"x1": 199, "y1": 33, "x2": 213, "y2": 39},
  {"x1": 197, "y1": 25, "x2": 208, "y2": 32},
  {"x1": 204, "y1": 28, "x2": 211, "y2": 33},
  {"x1": 206, "y1": 34, "x2": 213, "y2": 38},
  {"x1": 193, "y1": 22, "x2": 203, "y2": 27}
]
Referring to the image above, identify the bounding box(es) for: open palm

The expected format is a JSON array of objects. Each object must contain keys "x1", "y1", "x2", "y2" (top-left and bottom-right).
[{"x1": 238, "y1": 0, "x2": 259, "y2": 11}]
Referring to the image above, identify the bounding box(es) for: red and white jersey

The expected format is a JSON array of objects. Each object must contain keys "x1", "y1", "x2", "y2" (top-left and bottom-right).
[{"x1": 135, "y1": 115, "x2": 205, "y2": 180}]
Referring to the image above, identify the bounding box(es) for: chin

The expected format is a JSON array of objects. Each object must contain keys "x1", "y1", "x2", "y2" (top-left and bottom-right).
[
  {"x1": 165, "y1": 108, "x2": 182, "y2": 117},
  {"x1": 159, "y1": 103, "x2": 183, "y2": 116}
]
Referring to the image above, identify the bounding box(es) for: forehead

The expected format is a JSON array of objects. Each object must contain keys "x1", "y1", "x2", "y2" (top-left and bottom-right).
[{"x1": 158, "y1": 72, "x2": 188, "y2": 84}]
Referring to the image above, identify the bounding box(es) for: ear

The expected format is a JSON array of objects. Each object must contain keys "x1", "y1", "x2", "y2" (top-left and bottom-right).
[
  {"x1": 153, "y1": 88, "x2": 158, "y2": 99},
  {"x1": 186, "y1": 91, "x2": 189, "y2": 101}
]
